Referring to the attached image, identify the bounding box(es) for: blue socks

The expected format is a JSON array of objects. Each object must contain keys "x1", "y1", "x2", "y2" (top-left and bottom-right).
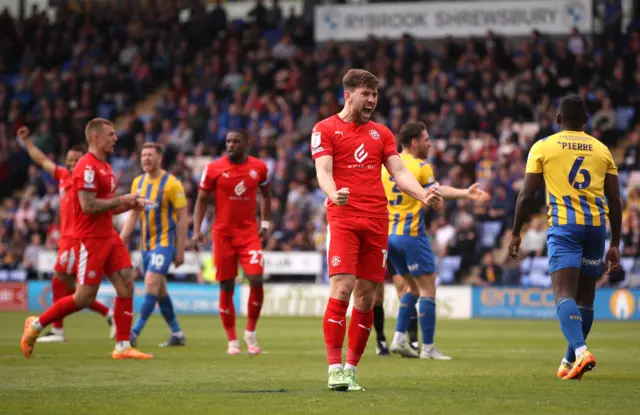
[
  {"x1": 556, "y1": 298, "x2": 586, "y2": 355},
  {"x1": 564, "y1": 306, "x2": 594, "y2": 363},
  {"x1": 158, "y1": 295, "x2": 182, "y2": 334},
  {"x1": 419, "y1": 296, "x2": 436, "y2": 345},
  {"x1": 131, "y1": 293, "x2": 157, "y2": 336},
  {"x1": 395, "y1": 292, "x2": 419, "y2": 334}
]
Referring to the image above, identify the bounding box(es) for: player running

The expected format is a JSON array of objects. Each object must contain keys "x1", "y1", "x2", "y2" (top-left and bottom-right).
[
  {"x1": 312, "y1": 69, "x2": 441, "y2": 392},
  {"x1": 21, "y1": 118, "x2": 154, "y2": 360},
  {"x1": 509, "y1": 96, "x2": 622, "y2": 380},
  {"x1": 17, "y1": 126, "x2": 115, "y2": 343},
  {"x1": 382, "y1": 122, "x2": 489, "y2": 360},
  {"x1": 120, "y1": 143, "x2": 188, "y2": 347},
  {"x1": 193, "y1": 130, "x2": 271, "y2": 355}
]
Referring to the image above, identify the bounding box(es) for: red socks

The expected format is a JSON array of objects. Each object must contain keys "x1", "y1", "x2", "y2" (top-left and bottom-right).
[
  {"x1": 246, "y1": 285, "x2": 264, "y2": 332},
  {"x1": 51, "y1": 278, "x2": 73, "y2": 329},
  {"x1": 347, "y1": 307, "x2": 374, "y2": 367},
  {"x1": 323, "y1": 298, "x2": 349, "y2": 365},
  {"x1": 114, "y1": 297, "x2": 133, "y2": 342},
  {"x1": 39, "y1": 295, "x2": 79, "y2": 327},
  {"x1": 89, "y1": 300, "x2": 110, "y2": 317},
  {"x1": 219, "y1": 289, "x2": 237, "y2": 341}
]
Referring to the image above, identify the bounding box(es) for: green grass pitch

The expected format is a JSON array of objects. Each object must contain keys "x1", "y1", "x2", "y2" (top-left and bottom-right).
[{"x1": 1, "y1": 312, "x2": 639, "y2": 415}]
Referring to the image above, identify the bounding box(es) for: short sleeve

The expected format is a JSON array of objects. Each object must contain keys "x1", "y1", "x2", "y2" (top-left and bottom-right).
[
  {"x1": 310, "y1": 123, "x2": 333, "y2": 160},
  {"x1": 199, "y1": 163, "x2": 214, "y2": 191},
  {"x1": 169, "y1": 178, "x2": 188, "y2": 209},
  {"x1": 259, "y1": 162, "x2": 270, "y2": 187},
  {"x1": 54, "y1": 166, "x2": 69, "y2": 181},
  {"x1": 74, "y1": 161, "x2": 97, "y2": 192},
  {"x1": 525, "y1": 141, "x2": 544, "y2": 174},
  {"x1": 605, "y1": 148, "x2": 618, "y2": 176},
  {"x1": 419, "y1": 162, "x2": 436, "y2": 188},
  {"x1": 382, "y1": 127, "x2": 399, "y2": 161}
]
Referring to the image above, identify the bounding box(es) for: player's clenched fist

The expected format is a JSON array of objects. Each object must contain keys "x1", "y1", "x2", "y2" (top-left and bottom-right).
[
  {"x1": 17, "y1": 126, "x2": 30, "y2": 140},
  {"x1": 120, "y1": 193, "x2": 151, "y2": 210},
  {"x1": 331, "y1": 188, "x2": 350, "y2": 206},
  {"x1": 422, "y1": 187, "x2": 441, "y2": 207}
]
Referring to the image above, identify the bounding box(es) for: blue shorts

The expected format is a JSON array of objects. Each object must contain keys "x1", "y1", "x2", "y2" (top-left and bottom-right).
[
  {"x1": 387, "y1": 234, "x2": 436, "y2": 277},
  {"x1": 547, "y1": 225, "x2": 606, "y2": 277},
  {"x1": 141, "y1": 247, "x2": 175, "y2": 276}
]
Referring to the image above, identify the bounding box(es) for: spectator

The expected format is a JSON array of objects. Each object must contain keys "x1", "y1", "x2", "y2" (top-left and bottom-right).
[
  {"x1": 521, "y1": 216, "x2": 548, "y2": 257},
  {"x1": 23, "y1": 232, "x2": 42, "y2": 278}
]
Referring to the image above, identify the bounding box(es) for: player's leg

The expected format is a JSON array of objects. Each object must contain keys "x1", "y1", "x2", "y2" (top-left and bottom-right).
[
  {"x1": 237, "y1": 236, "x2": 265, "y2": 355},
  {"x1": 343, "y1": 217, "x2": 388, "y2": 391},
  {"x1": 214, "y1": 234, "x2": 241, "y2": 354},
  {"x1": 21, "y1": 240, "x2": 101, "y2": 358},
  {"x1": 372, "y1": 281, "x2": 389, "y2": 356},
  {"x1": 393, "y1": 273, "x2": 418, "y2": 349},
  {"x1": 157, "y1": 276, "x2": 185, "y2": 347},
  {"x1": 547, "y1": 226, "x2": 592, "y2": 379},
  {"x1": 105, "y1": 237, "x2": 153, "y2": 359},
  {"x1": 560, "y1": 226, "x2": 604, "y2": 379},
  {"x1": 324, "y1": 219, "x2": 359, "y2": 391},
  {"x1": 390, "y1": 275, "x2": 420, "y2": 358}
]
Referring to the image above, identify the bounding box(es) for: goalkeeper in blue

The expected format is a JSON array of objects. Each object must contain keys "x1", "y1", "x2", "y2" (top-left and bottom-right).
[
  {"x1": 509, "y1": 95, "x2": 622, "y2": 380},
  {"x1": 382, "y1": 122, "x2": 489, "y2": 359},
  {"x1": 120, "y1": 143, "x2": 189, "y2": 347}
]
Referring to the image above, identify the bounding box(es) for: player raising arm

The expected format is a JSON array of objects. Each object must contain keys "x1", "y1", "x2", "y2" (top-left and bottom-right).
[
  {"x1": 312, "y1": 69, "x2": 440, "y2": 392},
  {"x1": 17, "y1": 127, "x2": 114, "y2": 343},
  {"x1": 383, "y1": 122, "x2": 489, "y2": 360},
  {"x1": 508, "y1": 96, "x2": 621, "y2": 380},
  {"x1": 21, "y1": 118, "x2": 154, "y2": 360},
  {"x1": 120, "y1": 143, "x2": 188, "y2": 348},
  {"x1": 192, "y1": 130, "x2": 271, "y2": 355}
]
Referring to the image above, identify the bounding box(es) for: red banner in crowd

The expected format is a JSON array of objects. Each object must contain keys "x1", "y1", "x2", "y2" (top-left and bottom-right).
[{"x1": 0, "y1": 282, "x2": 27, "y2": 311}]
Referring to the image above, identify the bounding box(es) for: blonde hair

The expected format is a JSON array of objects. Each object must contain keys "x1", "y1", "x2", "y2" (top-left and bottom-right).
[{"x1": 84, "y1": 118, "x2": 114, "y2": 142}]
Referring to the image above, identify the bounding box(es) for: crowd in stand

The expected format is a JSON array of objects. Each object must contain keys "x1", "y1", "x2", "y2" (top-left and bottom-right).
[{"x1": 1, "y1": 1, "x2": 639, "y2": 287}]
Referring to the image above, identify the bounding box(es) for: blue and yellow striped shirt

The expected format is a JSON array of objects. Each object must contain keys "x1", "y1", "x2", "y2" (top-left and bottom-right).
[
  {"x1": 382, "y1": 153, "x2": 436, "y2": 236},
  {"x1": 131, "y1": 171, "x2": 187, "y2": 250},
  {"x1": 526, "y1": 130, "x2": 618, "y2": 227}
]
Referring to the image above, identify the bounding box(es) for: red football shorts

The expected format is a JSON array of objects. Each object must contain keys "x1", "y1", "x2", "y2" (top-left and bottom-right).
[
  {"x1": 213, "y1": 232, "x2": 263, "y2": 281},
  {"x1": 76, "y1": 235, "x2": 132, "y2": 285},
  {"x1": 326, "y1": 216, "x2": 389, "y2": 282},
  {"x1": 54, "y1": 237, "x2": 79, "y2": 275}
]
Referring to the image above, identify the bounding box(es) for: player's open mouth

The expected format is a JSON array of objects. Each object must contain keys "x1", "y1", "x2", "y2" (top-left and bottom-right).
[{"x1": 362, "y1": 107, "x2": 373, "y2": 115}]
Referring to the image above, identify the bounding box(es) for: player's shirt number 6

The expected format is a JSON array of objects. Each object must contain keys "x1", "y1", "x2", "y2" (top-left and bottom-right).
[{"x1": 569, "y1": 156, "x2": 591, "y2": 190}]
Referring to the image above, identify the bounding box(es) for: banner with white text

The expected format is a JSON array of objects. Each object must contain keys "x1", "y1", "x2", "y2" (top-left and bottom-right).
[{"x1": 315, "y1": 0, "x2": 592, "y2": 41}]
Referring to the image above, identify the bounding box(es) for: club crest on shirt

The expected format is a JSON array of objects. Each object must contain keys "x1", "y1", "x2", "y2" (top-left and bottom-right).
[
  {"x1": 369, "y1": 129, "x2": 380, "y2": 140},
  {"x1": 249, "y1": 169, "x2": 258, "y2": 179}
]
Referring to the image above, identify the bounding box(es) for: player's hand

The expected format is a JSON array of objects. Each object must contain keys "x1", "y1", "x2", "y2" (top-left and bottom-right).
[
  {"x1": 468, "y1": 183, "x2": 490, "y2": 203},
  {"x1": 17, "y1": 126, "x2": 30, "y2": 141},
  {"x1": 422, "y1": 187, "x2": 442, "y2": 207},
  {"x1": 508, "y1": 234, "x2": 521, "y2": 259},
  {"x1": 605, "y1": 246, "x2": 621, "y2": 274},
  {"x1": 259, "y1": 220, "x2": 270, "y2": 239},
  {"x1": 191, "y1": 232, "x2": 206, "y2": 251},
  {"x1": 174, "y1": 251, "x2": 185, "y2": 268},
  {"x1": 133, "y1": 197, "x2": 152, "y2": 211},
  {"x1": 330, "y1": 188, "x2": 350, "y2": 206}
]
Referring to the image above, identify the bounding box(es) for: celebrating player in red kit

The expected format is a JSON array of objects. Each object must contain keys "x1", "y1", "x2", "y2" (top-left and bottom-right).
[
  {"x1": 17, "y1": 126, "x2": 115, "y2": 343},
  {"x1": 193, "y1": 130, "x2": 271, "y2": 355},
  {"x1": 312, "y1": 69, "x2": 441, "y2": 391},
  {"x1": 21, "y1": 118, "x2": 154, "y2": 360}
]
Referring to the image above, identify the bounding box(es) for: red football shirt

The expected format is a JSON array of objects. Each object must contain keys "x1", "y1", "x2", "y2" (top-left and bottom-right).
[
  {"x1": 54, "y1": 166, "x2": 75, "y2": 238},
  {"x1": 72, "y1": 152, "x2": 118, "y2": 239},
  {"x1": 199, "y1": 156, "x2": 269, "y2": 236},
  {"x1": 311, "y1": 114, "x2": 398, "y2": 219}
]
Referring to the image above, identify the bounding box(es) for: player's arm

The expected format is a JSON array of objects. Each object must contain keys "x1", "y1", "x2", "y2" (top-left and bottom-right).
[
  {"x1": 192, "y1": 190, "x2": 209, "y2": 245},
  {"x1": 315, "y1": 155, "x2": 350, "y2": 206},
  {"x1": 175, "y1": 206, "x2": 188, "y2": 266},
  {"x1": 259, "y1": 182, "x2": 272, "y2": 238},
  {"x1": 78, "y1": 191, "x2": 141, "y2": 214},
  {"x1": 508, "y1": 173, "x2": 544, "y2": 259},
  {"x1": 120, "y1": 209, "x2": 140, "y2": 244},
  {"x1": 438, "y1": 183, "x2": 490, "y2": 202},
  {"x1": 384, "y1": 155, "x2": 440, "y2": 207},
  {"x1": 17, "y1": 126, "x2": 57, "y2": 176},
  {"x1": 605, "y1": 173, "x2": 622, "y2": 272}
]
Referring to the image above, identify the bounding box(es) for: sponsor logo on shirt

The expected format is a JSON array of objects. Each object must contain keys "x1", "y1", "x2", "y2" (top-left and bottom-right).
[
  {"x1": 83, "y1": 166, "x2": 95, "y2": 189},
  {"x1": 234, "y1": 180, "x2": 247, "y2": 196},
  {"x1": 311, "y1": 131, "x2": 321, "y2": 148},
  {"x1": 354, "y1": 143, "x2": 368, "y2": 163}
]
